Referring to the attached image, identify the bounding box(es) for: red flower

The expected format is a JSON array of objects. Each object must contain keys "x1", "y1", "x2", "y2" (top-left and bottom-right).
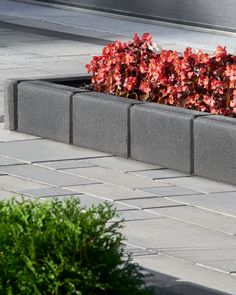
[
  {"x1": 139, "y1": 81, "x2": 151, "y2": 94},
  {"x1": 124, "y1": 77, "x2": 137, "y2": 92}
]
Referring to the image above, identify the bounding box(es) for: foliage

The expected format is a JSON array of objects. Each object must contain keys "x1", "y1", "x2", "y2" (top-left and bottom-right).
[
  {"x1": 86, "y1": 33, "x2": 236, "y2": 117},
  {"x1": 0, "y1": 198, "x2": 152, "y2": 295}
]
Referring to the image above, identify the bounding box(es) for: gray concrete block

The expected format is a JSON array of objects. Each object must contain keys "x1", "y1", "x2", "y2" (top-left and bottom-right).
[
  {"x1": 36, "y1": 159, "x2": 95, "y2": 170},
  {"x1": 0, "y1": 175, "x2": 49, "y2": 192},
  {"x1": 3, "y1": 75, "x2": 90, "y2": 132},
  {"x1": 194, "y1": 116, "x2": 236, "y2": 186},
  {"x1": 17, "y1": 80, "x2": 80, "y2": 143},
  {"x1": 0, "y1": 164, "x2": 100, "y2": 187},
  {"x1": 19, "y1": 187, "x2": 81, "y2": 198},
  {"x1": 130, "y1": 103, "x2": 206, "y2": 173},
  {"x1": 150, "y1": 205, "x2": 236, "y2": 235},
  {"x1": 0, "y1": 138, "x2": 109, "y2": 163},
  {"x1": 114, "y1": 209, "x2": 160, "y2": 222},
  {"x1": 63, "y1": 166, "x2": 170, "y2": 189},
  {"x1": 123, "y1": 218, "x2": 236, "y2": 251},
  {"x1": 81, "y1": 156, "x2": 162, "y2": 172},
  {"x1": 130, "y1": 169, "x2": 189, "y2": 179},
  {"x1": 162, "y1": 248, "x2": 236, "y2": 266},
  {"x1": 160, "y1": 176, "x2": 236, "y2": 194},
  {"x1": 0, "y1": 156, "x2": 25, "y2": 166},
  {"x1": 0, "y1": 122, "x2": 40, "y2": 142},
  {"x1": 122, "y1": 197, "x2": 186, "y2": 209},
  {"x1": 4, "y1": 79, "x2": 18, "y2": 130},
  {"x1": 53, "y1": 194, "x2": 133, "y2": 211},
  {"x1": 63, "y1": 183, "x2": 158, "y2": 201},
  {"x1": 0, "y1": 188, "x2": 17, "y2": 200},
  {"x1": 140, "y1": 186, "x2": 201, "y2": 197},
  {"x1": 73, "y1": 91, "x2": 142, "y2": 157},
  {"x1": 167, "y1": 191, "x2": 236, "y2": 217}
]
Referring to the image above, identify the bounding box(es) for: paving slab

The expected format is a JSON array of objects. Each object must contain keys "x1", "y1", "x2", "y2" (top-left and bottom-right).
[
  {"x1": 149, "y1": 205, "x2": 236, "y2": 235},
  {"x1": 161, "y1": 248, "x2": 236, "y2": 265},
  {"x1": 124, "y1": 245, "x2": 157, "y2": 256},
  {"x1": 114, "y1": 209, "x2": 161, "y2": 222},
  {"x1": 122, "y1": 197, "x2": 187, "y2": 209},
  {"x1": 130, "y1": 169, "x2": 190, "y2": 179},
  {"x1": 81, "y1": 156, "x2": 163, "y2": 172},
  {"x1": 28, "y1": 58, "x2": 93, "y2": 75},
  {"x1": 167, "y1": 192, "x2": 236, "y2": 217},
  {"x1": 0, "y1": 123, "x2": 40, "y2": 142},
  {"x1": 0, "y1": 188, "x2": 17, "y2": 199},
  {"x1": 122, "y1": 218, "x2": 236, "y2": 251},
  {"x1": 0, "y1": 139, "x2": 110, "y2": 163},
  {"x1": 196, "y1": 260, "x2": 236, "y2": 274},
  {"x1": 140, "y1": 186, "x2": 203, "y2": 197},
  {"x1": 47, "y1": 194, "x2": 135, "y2": 211},
  {"x1": 0, "y1": 156, "x2": 26, "y2": 166},
  {"x1": 63, "y1": 166, "x2": 171, "y2": 189},
  {"x1": 35, "y1": 159, "x2": 95, "y2": 170},
  {"x1": 161, "y1": 176, "x2": 236, "y2": 193},
  {"x1": 63, "y1": 183, "x2": 158, "y2": 201},
  {"x1": 0, "y1": 174, "x2": 49, "y2": 192},
  {"x1": 0, "y1": 67, "x2": 55, "y2": 80},
  {"x1": 0, "y1": 164, "x2": 100, "y2": 187},
  {"x1": 19, "y1": 187, "x2": 81, "y2": 198},
  {"x1": 134, "y1": 254, "x2": 236, "y2": 295},
  {"x1": 13, "y1": 40, "x2": 103, "y2": 56},
  {"x1": 0, "y1": 53, "x2": 55, "y2": 64},
  {"x1": 0, "y1": 46, "x2": 35, "y2": 56}
]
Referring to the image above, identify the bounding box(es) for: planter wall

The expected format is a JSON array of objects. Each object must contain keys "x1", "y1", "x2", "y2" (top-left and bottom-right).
[
  {"x1": 33, "y1": 0, "x2": 236, "y2": 32},
  {"x1": 17, "y1": 81, "x2": 86, "y2": 143},
  {"x1": 130, "y1": 103, "x2": 207, "y2": 174},
  {"x1": 73, "y1": 91, "x2": 142, "y2": 157},
  {"x1": 194, "y1": 116, "x2": 236, "y2": 185},
  {"x1": 4, "y1": 76, "x2": 236, "y2": 185}
]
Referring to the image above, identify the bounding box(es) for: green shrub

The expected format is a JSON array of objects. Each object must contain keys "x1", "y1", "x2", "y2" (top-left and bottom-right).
[{"x1": 0, "y1": 198, "x2": 152, "y2": 295}]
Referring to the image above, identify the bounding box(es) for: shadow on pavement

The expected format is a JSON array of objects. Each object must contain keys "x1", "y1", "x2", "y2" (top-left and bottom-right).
[{"x1": 143, "y1": 267, "x2": 232, "y2": 295}]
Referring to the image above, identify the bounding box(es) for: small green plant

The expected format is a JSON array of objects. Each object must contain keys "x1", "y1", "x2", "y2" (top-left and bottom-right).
[{"x1": 0, "y1": 198, "x2": 152, "y2": 295}]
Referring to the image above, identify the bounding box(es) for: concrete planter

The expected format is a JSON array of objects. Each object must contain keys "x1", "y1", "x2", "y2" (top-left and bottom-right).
[
  {"x1": 194, "y1": 115, "x2": 236, "y2": 185},
  {"x1": 4, "y1": 76, "x2": 236, "y2": 185}
]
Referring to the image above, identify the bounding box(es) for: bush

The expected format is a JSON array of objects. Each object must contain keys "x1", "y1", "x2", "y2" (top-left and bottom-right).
[
  {"x1": 86, "y1": 33, "x2": 236, "y2": 117},
  {"x1": 0, "y1": 198, "x2": 152, "y2": 295}
]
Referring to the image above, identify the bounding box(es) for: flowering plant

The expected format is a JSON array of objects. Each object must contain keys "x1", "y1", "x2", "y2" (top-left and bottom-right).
[{"x1": 86, "y1": 33, "x2": 236, "y2": 116}]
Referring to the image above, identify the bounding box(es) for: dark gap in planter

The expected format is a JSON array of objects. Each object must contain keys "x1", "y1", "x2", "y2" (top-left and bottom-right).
[
  {"x1": 69, "y1": 93, "x2": 74, "y2": 145},
  {"x1": 127, "y1": 105, "x2": 131, "y2": 158},
  {"x1": 190, "y1": 118, "x2": 194, "y2": 175},
  {"x1": 55, "y1": 78, "x2": 92, "y2": 89},
  {"x1": 14, "y1": 81, "x2": 19, "y2": 131}
]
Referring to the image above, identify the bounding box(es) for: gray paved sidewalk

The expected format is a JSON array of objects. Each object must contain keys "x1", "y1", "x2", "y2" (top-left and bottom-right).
[{"x1": 0, "y1": 1, "x2": 236, "y2": 294}]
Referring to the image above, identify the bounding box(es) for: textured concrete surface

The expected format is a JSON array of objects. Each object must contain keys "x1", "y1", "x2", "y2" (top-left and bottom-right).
[
  {"x1": 0, "y1": 1, "x2": 236, "y2": 294},
  {"x1": 194, "y1": 116, "x2": 236, "y2": 185},
  {"x1": 73, "y1": 92, "x2": 140, "y2": 157},
  {"x1": 130, "y1": 104, "x2": 206, "y2": 173},
  {"x1": 17, "y1": 81, "x2": 75, "y2": 142}
]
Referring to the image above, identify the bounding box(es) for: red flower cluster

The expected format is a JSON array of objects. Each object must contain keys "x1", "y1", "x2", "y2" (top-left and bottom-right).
[{"x1": 86, "y1": 33, "x2": 236, "y2": 116}]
